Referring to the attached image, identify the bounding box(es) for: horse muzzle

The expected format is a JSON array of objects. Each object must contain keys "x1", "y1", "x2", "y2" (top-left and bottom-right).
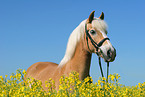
[{"x1": 99, "y1": 46, "x2": 116, "y2": 62}]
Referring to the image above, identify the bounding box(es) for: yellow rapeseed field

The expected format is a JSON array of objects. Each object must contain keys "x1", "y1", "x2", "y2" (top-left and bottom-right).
[{"x1": 0, "y1": 69, "x2": 145, "y2": 97}]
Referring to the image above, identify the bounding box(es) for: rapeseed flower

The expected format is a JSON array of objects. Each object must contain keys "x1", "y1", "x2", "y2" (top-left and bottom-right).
[{"x1": 0, "y1": 69, "x2": 145, "y2": 96}]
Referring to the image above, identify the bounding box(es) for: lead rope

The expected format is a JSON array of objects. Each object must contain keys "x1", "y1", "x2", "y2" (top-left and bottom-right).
[
  {"x1": 98, "y1": 56, "x2": 109, "y2": 83},
  {"x1": 85, "y1": 23, "x2": 110, "y2": 83},
  {"x1": 98, "y1": 57, "x2": 104, "y2": 78},
  {"x1": 107, "y1": 62, "x2": 109, "y2": 83}
]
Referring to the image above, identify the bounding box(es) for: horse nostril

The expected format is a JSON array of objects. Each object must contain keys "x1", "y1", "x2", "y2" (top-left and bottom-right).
[{"x1": 107, "y1": 50, "x2": 112, "y2": 58}]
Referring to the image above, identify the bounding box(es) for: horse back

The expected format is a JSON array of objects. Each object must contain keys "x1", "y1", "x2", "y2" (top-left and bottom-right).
[{"x1": 26, "y1": 62, "x2": 58, "y2": 80}]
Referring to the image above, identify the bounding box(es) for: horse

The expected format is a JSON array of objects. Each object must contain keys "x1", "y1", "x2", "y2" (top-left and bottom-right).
[{"x1": 25, "y1": 11, "x2": 116, "y2": 90}]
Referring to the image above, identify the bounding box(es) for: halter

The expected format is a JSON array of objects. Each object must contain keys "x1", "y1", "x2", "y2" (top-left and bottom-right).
[{"x1": 85, "y1": 23, "x2": 110, "y2": 82}]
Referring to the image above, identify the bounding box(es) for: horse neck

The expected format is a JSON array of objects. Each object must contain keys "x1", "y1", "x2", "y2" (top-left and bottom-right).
[{"x1": 64, "y1": 39, "x2": 92, "y2": 80}]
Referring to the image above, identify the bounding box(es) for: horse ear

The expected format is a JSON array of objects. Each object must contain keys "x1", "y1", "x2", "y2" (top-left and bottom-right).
[
  {"x1": 99, "y1": 12, "x2": 104, "y2": 20},
  {"x1": 88, "y1": 11, "x2": 95, "y2": 23}
]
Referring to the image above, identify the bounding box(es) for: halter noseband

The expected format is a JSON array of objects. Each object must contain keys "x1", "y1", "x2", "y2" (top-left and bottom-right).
[{"x1": 85, "y1": 23, "x2": 110, "y2": 82}]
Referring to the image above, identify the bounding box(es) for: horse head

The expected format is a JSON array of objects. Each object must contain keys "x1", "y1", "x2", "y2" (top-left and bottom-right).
[{"x1": 85, "y1": 11, "x2": 116, "y2": 62}]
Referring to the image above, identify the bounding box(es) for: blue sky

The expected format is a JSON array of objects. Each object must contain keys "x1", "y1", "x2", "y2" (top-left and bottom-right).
[{"x1": 0, "y1": 0, "x2": 145, "y2": 86}]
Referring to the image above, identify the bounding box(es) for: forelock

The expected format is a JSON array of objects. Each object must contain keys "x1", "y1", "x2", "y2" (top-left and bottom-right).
[{"x1": 92, "y1": 18, "x2": 108, "y2": 32}]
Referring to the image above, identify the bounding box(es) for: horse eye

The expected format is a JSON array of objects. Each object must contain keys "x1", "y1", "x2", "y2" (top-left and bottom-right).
[{"x1": 90, "y1": 30, "x2": 96, "y2": 35}]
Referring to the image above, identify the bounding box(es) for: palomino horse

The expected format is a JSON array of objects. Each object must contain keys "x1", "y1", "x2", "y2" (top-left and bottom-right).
[{"x1": 26, "y1": 11, "x2": 116, "y2": 90}]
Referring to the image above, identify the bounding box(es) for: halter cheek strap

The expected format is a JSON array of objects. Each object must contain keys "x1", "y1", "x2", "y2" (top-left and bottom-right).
[
  {"x1": 85, "y1": 23, "x2": 110, "y2": 82},
  {"x1": 85, "y1": 24, "x2": 110, "y2": 54}
]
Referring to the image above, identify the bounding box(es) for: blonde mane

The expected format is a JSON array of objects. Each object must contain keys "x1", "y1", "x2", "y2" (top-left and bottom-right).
[{"x1": 59, "y1": 18, "x2": 107, "y2": 66}]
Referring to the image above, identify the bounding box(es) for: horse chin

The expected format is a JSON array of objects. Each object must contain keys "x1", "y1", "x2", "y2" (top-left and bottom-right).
[
  {"x1": 97, "y1": 52, "x2": 115, "y2": 62},
  {"x1": 103, "y1": 55, "x2": 116, "y2": 62},
  {"x1": 96, "y1": 51, "x2": 106, "y2": 61}
]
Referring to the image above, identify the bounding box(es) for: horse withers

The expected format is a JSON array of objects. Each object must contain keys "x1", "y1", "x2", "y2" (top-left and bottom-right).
[{"x1": 25, "y1": 11, "x2": 116, "y2": 90}]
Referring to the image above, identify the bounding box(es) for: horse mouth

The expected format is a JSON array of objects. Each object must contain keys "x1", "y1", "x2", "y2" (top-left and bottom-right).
[{"x1": 97, "y1": 48, "x2": 116, "y2": 62}]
